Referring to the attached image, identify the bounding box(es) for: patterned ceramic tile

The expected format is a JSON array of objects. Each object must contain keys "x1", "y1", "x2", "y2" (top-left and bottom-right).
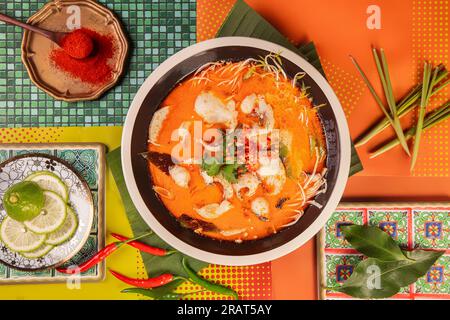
[
  {"x1": 415, "y1": 255, "x2": 450, "y2": 295},
  {"x1": 413, "y1": 210, "x2": 450, "y2": 249},
  {"x1": 0, "y1": 150, "x2": 8, "y2": 163},
  {"x1": 319, "y1": 204, "x2": 450, "y2": 300},
  {"x1": 9, "y1": 268, "x2": 53, "y2": 278},
  {"x1": 324, "y1": 254, "x2": 364, "y2": 288},
  {"x1": 324, "y1": 210, "x2": 364, "y2": 249},
  {"x1": 91, "y1": 191, "x2": 98, "y2": 233},
  {"x1": 0, "y1": 263, "x2": 7, "y2": 278},
  {"x1": 368, "y1": 210, "x2": 409, "y2": 248},
  {"x1": 12, "y1": 150, "x2": 53, "y2": 157},
  {"x1": 0, "y1": 0, "x2": 196, "y2": 128},
  {"x1": 57, "y1": 149, "x2": 98, "y2": 189}
]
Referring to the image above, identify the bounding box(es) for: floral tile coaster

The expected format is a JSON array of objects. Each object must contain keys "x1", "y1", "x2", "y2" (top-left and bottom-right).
[
  {"x1": 317, "y1": 202, "x2": 450, "y2": 300},
  {"x1": 0, "y1": 143, "x2": 105, "y2": 284}
]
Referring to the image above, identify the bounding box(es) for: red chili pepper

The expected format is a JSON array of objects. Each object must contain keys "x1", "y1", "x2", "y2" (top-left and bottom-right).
[
  {"x1": 56, "y1": 242, "x2": 121, "y2": 274},
  {"x1": 109, "y1": 270, "x2": 176, "y2": 288},
  {"x1": 111, "y1": 233, "x2": 173, "y2": 256},
  {"x1": 56, "y1": 232, "x2": 152, "y2": 274}
]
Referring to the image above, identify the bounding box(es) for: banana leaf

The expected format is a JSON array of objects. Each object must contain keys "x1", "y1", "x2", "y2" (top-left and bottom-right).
[
  {"x1": 217, "y1": 0, "x2": 362, "y2": 176},
  {"x1": 107, "y1": 148, "x2": 208, "y2": 278}
]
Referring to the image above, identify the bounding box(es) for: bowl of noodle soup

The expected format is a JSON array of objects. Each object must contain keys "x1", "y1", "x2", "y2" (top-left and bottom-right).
[{"x1": 122, "y1": 37, "x2": 350, "y2": 265}]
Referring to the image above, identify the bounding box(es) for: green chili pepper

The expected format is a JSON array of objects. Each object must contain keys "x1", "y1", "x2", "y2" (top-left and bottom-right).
[
  {"x1": 121, "y1": 279, "x2": 183, "y2": 299},
  {"x1": 182, "y1": 258, "x2": 239, "y2": 300}
]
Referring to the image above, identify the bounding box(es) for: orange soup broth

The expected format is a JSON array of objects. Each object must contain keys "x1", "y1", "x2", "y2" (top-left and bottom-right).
[{"x1": 148, "y1": 62, "x2": 326, "y2": 241}]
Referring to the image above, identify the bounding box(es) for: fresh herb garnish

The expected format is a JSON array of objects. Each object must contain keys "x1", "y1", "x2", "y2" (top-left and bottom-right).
[
  {"x1": 221, "y1": 163, "x2": 246, "y2": 183},
  {"x1": 202, "y1": 158, "x2": 246, "y2": 183},
  {"x1": 201, "y1": 158, "x2": 222, "y2": 176},
  {"x1": 326, "y1": 225, "x2": 444, "y2": 299}
]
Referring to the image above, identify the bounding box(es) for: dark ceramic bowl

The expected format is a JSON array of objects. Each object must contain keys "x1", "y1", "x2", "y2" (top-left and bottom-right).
[{"x1": 122, "y1": 37, "x2": 350, "y2": 265}]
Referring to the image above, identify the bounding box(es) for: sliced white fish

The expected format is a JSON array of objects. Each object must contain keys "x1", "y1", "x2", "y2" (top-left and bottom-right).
[
  {"x1": 194, "y1": 92, "x2": 237, "y2": 129},
  {"x1": 251, "y1": 197, "x2": 270, "y2": 221},
  {"x1": 195, "y1": 200, "x2": 233, "y2": 219},
  {"x1": 213, "y1": 174, "x2": 234, "y2": 200},
  {"x1": 200, "y1": 171, "x2": 233, "y2": 199},
  {"x1": 255, "y1": 96, "x2": 275, "y2": 130},
  {"x1": 240, "y1": 94, "x2": 257, "y2": 114},
  {"x1": 168, "y1": 165, "x2": 190, "y2": 188},
  {"x1": 232, "y1": 173, "x2": 260, "y2": 199},
  {"x1": 177, "y1": 121, "x2": 191, "y2": 142},
  {"x1": 257, "y1": 157, "x2": 286, "y2": 195},
  {"x1": 149, "y1": 106, "x2": 170, "y2": 145},
  {"x1": 220, "y1": 228, "x2": 247, "y2": 237},
  {"x1": 200, "y1": 170, "x2": 214, "y2": 185}
]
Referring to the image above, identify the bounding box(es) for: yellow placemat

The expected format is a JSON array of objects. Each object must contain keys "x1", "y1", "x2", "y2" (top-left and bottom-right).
[{"x1": 0, "y1": 126, "x2": 143, "y2": 299}]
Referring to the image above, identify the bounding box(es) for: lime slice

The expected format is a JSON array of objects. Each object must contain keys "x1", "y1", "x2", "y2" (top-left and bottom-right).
[
  {"x1": 0, "y1": 217, "x2": 46, "y2": 252},
  {"x1": 24, "y1": 191, "x2": 67, "y2": 234},
  {"x1": 45, "y1": 206, "x2": 78, "y2": 245},
  {"x1": 25, "y1": 171, "x2": 69, "y2": 202},
  {"x1": 2, "y1": 181, "x2": 44, "y2": 221},
  {"x1": 21, "y1": 243, "x2": 54, "y2": 259}
]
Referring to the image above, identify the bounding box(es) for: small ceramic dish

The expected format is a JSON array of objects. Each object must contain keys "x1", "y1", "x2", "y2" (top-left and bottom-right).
[
  {"x1": 0, "y1": 153, "x2": 94, "y2": 271},
  {"x1": 21, "y1": 0, "x2": 129, "y2": 102}
]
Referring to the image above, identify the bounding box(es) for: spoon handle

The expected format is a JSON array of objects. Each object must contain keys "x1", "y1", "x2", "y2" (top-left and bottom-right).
[{"x1": 0, "y1": 13, "x2": 55, "y2": 42}]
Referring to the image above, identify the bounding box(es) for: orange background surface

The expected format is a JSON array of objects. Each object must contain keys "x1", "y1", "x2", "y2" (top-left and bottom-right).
[{"x1": 198, "y1": 0, "x2": 450, "y2": 299}]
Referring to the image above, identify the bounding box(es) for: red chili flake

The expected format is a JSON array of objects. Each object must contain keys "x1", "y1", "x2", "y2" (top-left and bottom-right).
[
  {"x1": 49, "y1": 28, "x2": 116, "y2": 86},
  {"x1": 60, "y1": 29, "x2": 94, "y2": 59}
]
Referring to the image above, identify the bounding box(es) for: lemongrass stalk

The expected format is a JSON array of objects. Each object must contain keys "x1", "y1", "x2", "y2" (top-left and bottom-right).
[
  {"x1": 370, "y1": 101, "x2": 450, "y2": 158},
  {"x1": 355, "y1": 72, "x2": 450, "y2": 147},
  {"x1": 410, "y1": 63, "x2": 435, "y2": 170},
  {"x1": 372, "y1": 48, "x2": 410, "y2": 155},
  {"x1": 349, "y1": 55, "x2": 394, "y2": 121}
]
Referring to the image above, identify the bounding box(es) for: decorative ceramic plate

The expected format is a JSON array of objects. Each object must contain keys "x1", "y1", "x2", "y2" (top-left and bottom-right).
[{"x1": 0, "y1": 153, "x2": 94, "y2": 271}]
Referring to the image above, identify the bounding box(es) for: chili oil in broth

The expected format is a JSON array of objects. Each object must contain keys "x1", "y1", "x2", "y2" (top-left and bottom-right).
[{"x1": 147, "y1": 56, "x2": 327, "y2": 242}]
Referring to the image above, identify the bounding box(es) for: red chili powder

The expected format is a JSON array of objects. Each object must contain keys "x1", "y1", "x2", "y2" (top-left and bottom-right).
[
  {"x1": 60, "y1": 29, "x2": 94, "y2": 59},
  {"x1": 50, "y1": 28, "x2": 115, "y2": 85}
]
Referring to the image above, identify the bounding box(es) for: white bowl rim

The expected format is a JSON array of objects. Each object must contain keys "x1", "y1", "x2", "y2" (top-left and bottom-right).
[{"x1": 122, "y1": 37, "x2": 351, "y2": 266}]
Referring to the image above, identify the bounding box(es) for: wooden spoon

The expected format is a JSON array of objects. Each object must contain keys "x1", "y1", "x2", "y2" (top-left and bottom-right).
[{"x1": 0, "y1": 12, "x2": 68, "y2": 45}]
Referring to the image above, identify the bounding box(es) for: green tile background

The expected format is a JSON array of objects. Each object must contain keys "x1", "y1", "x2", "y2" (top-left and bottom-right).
[{"x1": 0, "y1": 0, "x2": 196, "y2": 128}]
